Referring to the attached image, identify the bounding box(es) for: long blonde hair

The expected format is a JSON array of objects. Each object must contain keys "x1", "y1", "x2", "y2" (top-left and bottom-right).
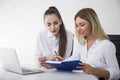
[{"x1": 74, "y1": 8, "x2": 108, "y2": 45}]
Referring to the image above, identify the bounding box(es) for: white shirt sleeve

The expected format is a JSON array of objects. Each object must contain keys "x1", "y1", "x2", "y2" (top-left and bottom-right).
[
  {"x1": 104, "y1": 42, "x2": 120, "y2": 80},
  {"x1": 35, "y1": 34, "x2": 43, "y2": 58},
  {"x1": 34, "y1": 33, "x2": 44, "y2": 68}
]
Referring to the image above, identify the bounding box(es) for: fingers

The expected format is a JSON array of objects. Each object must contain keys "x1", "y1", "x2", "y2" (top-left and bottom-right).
[
  {"x1": 39, "y1": 57, "x2": 47, "y2": 66},
  {"x1": 40, "y1": 63, "x2": 52, "y2": 69},
  {"x1": 76, "y1": 63, "x2": 88, "y2": 69},
  {"x1": 49, "y1": 55, "x2": 64, "y2": 61},
  {"x1": 55, "y1": 56, "x2": 64, "y2": 61},
  {"x1": 39, "y1": 56, "x2": 47, "y2": 62},
  {"x1": 76, "y1": 63, "x2": 94, "y2": 74},
  {"x1": 52, "y1": 56, "x2": 64, "y2": 61},
  {"x1": 49, "y1": 55, "x2": 57, "y2": 61},
  {"x1": 39, "y1": 57, "x2": 53, "y2": 69}
]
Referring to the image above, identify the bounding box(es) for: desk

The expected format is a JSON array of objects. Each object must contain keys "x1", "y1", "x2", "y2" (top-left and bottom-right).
[{"x1": 0, "y1": 68, "x2": 98, "y2": 80}]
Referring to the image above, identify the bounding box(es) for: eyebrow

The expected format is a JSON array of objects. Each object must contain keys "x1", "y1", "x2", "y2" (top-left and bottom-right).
[{"x1": 46, "y1": 20, "x2": 58, "y2": 23}]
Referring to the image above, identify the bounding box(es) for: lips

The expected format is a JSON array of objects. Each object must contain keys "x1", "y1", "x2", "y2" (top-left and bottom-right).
[
  {"x1": 51, "y1": 30, "x2": 56, "y2": 33},
  {"x1": 81, "y1": 31, "x2": 84, "y2": 35},
  {"x1": 78, "y1": 30, "x2": 84, "y2": 35}
]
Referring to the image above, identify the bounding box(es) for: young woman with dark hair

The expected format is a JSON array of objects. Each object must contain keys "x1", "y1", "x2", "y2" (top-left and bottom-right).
[{"x1": 35, "y1": 6, "x2": 74, "y2": 69}]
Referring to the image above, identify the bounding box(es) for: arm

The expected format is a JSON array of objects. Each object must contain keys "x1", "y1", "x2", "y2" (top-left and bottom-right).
[
  {"x1": 104, "y1": 43, "x2": 120, "y2": 79},
  {"x1": 77, "y1": 41, "x2": 120, "y2": 79},
  {"x1": 79, "y1": 63, "x2": 109, "y2": 79},
  {"x1": 35, "y1": 33, "x2": 51, "y2": 68},
  {"x1": 34, "y1": 35, "x2": 43, "y2": 68},
  {"x1": 93, "y1": 67, "x2": 109, "y2": 79}
]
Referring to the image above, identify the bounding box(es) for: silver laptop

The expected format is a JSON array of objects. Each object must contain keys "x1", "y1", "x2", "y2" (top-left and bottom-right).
[{"x1": 0, "y1": 48, "x2": 43, "y2": 74}]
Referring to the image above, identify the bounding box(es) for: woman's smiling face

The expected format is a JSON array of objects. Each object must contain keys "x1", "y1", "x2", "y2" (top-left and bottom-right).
[{"x1": 75, "y1": 16, "x2": 92, "y2": 38}]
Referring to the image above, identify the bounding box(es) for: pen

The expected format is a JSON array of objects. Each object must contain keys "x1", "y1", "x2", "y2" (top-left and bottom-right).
[
  {"x1": 54, "y1": 51, "x2": 58, "y2": 55},
  {"x1": 54, "y1": 51, "x2": 60, "y2": 61},
  {"x1": 54, "y1": 51, "x2": 63, "y2": 61}
]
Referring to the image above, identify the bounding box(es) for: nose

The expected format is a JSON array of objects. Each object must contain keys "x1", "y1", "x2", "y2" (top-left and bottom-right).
[
  {"x1": 77, "y1": 26, "x2": 81, "y2": 30},
  {"x1": 51, "y1": 24, "x2": 55, "y2": 30},
  {"x1": 77, "y1": 26, "x2": 83, "y2": 34}
]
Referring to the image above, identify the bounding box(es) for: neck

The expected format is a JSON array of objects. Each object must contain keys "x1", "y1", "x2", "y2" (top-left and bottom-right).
[
  {"x1": 87, "y1": 35, "x2": 96, "y2": 50},
  {"x1": 87, "y1": 35, "x2": 96, "y2": 41}
]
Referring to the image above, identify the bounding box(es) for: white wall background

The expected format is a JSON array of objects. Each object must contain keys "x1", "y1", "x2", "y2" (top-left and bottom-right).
[{"x1": 0, "y1": 0, "x2": 120, "y2": 68}]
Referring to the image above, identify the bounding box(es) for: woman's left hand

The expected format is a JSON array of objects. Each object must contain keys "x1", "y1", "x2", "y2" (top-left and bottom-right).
[{"x1": 39, "y1": 57, "x2": 52, "y2": 69}]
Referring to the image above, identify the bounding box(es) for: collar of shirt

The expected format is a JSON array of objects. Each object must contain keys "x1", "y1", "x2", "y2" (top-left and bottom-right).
[
  {"x1": 47, "y1": 31, "x2": 60, "y2": 40},
  {"x1": 85, "y1": 39, "x2": 101, "y2": 51}
]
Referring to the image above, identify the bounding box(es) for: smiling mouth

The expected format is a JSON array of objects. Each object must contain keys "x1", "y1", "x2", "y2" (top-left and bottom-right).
[
  {"x1": 78, "y1": 31, "x2": 84, "y2": 35},
  {"x1": 81, "y1": 32, "x2": 84, "y2": 35}
]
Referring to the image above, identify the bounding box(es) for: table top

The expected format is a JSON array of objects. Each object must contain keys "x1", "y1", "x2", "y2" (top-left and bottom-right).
[{"x1": 0, "y1": 68, "x2": 98, "y2": 80}]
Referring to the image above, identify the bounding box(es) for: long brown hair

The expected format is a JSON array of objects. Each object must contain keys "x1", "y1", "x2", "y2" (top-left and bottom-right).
[{"x1": 44, "y1": 6, "x2": 67, "y2": 57}]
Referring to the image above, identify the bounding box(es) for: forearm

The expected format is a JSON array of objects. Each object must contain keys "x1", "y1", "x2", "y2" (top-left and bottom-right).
[{"x1": 93, "y1": 67, "x2": 110, "y2": 79}]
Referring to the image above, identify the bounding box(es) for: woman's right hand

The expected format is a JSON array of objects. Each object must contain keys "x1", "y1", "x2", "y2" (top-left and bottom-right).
[
  {"x1": 49, "y1": 55, "x2": 64, "y2": 61},
  {"x1": 76, "y1": 63, "x2": 95, "y2": 74}
]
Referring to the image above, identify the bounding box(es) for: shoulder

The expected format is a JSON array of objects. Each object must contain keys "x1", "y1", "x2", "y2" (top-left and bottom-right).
[
  {"x1": 101, "y1": 39, "x2": 114, "y2": 45},
  {"x1": 38, "y1": 30, "x2": 46, "y2": 36},
  {"x1": 37, "y1": 30, "x2": 48, "y2": 39},
  {"x1": 38, "y1": 30, "x2": 47, "y2": 36},
  {"x1": 99, "y1": 39, "x2": 115, "y2": 48}
]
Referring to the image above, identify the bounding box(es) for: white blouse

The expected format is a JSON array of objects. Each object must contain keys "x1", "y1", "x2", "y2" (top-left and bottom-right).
[
  {"x1": 35, "y1": 30, "x2": 74, "y2": 59},
  {"x1": 69, "y1": 39, "x2": 120, "y2": 80}
]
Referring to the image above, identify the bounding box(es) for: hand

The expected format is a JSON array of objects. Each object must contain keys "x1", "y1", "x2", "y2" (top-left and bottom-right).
[
  {"x1": 55, "y1": 56, "x2": 64, "y2": 61},
  {"x1": 39, "y1": 56, "x2": 47, "y2": 63},
  {"x1": 77, "y1": 63, "x2": 95, "y2": 74},
  {"x1": 38, "y1": 57, "x2": 52, "y2": 69},
  {"x1": 49, "y1": 55, "x2": 64, "y2": 61}
]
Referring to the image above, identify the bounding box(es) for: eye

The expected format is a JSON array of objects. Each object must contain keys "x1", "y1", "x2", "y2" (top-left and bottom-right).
[
  {"x1": 80, "y1": 23, "x2": 85, "y2": 26},
  {"x1": 54, "y1": 21, "x2": 58, "y2": 25},
  {"x1": 47, "y1": 23, "x2": 51, "y2": 26}
]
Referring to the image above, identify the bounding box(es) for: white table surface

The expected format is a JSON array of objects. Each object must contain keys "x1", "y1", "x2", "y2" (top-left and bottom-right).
[{"x1": 0, "y1": 68, "x2": 98, "y2": 80}]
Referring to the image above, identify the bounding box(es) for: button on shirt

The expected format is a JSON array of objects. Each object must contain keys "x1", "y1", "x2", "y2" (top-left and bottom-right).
[
  {"x1": 35, "y1": 30, "x2": 74, "y2": 59},
  {"x1": 69, "y1": 39, "x2": 120, "y2": 80}
]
